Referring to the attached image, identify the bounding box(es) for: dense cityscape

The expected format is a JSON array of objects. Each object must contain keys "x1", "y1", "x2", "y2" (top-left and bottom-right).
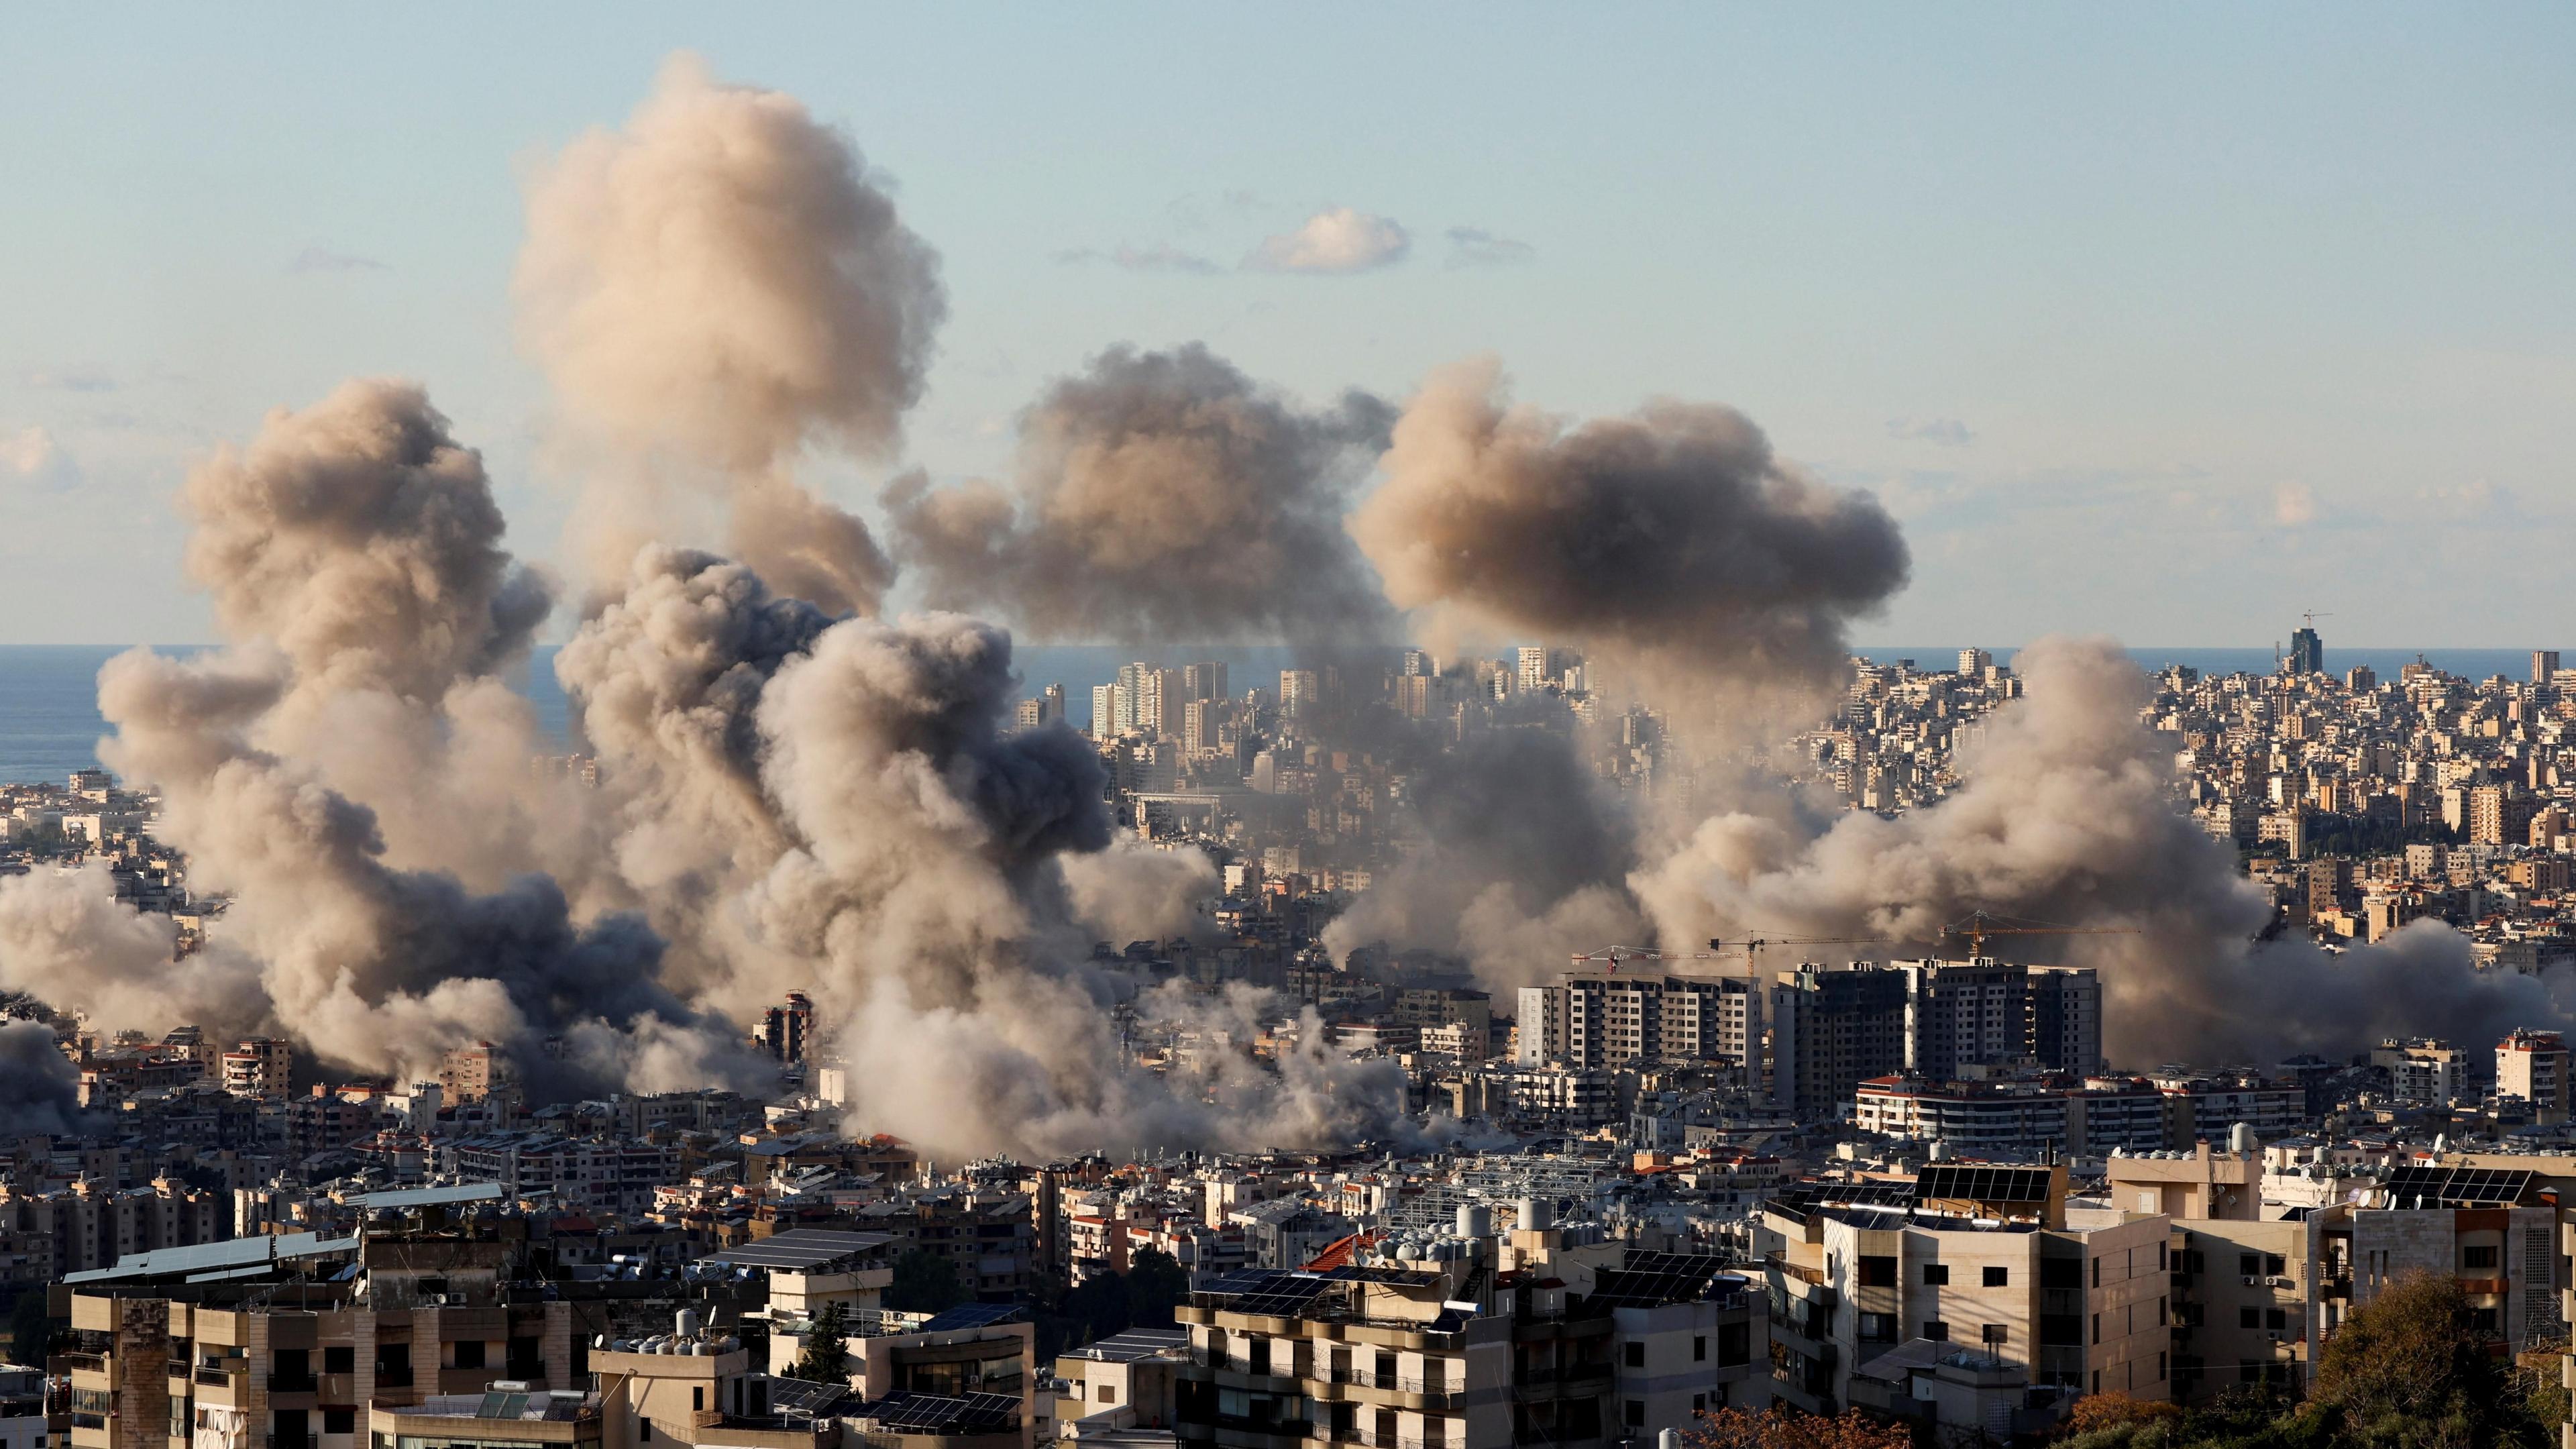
[
  {"x1": 4, "y1": 13, "x2": 2569, "y2": 1449},
  {"x1": 7, "y1": 624, "x2": 2576, "y2": 1448}
]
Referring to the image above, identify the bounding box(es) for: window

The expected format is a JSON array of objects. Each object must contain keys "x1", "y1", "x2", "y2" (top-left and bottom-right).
[
  {"x1": 692, "y1": 1389, "x2": 704, "y2": 1413},
  {"x1": 1858, "y1": 1255, "x2": 1896, "y2": 1287},
  {"x1": 2265, "y1": 1254, "x2": 2286, "y2": 1276},
  {"x1": 2239, "y1": 1253, "x2": 2260, "y2": 1276},
  {"x1": 2092, "y1": 1258, "x2": 2101, "y2": 1287},
  {"x1": 1922, "y1": 1263, "x2": 1949, "y2": 1285},
  {"x1": 2239, "y1": 1307, "x2": 2260, "y2": 1329},
  {"x1": 1623, "y1": 1401, "x2": 1644, "y2": 1428},
  {"x1": 1691, "y1": 1395, "x2": 1705, "y2": 1414},
  {"x1": 322, "y1": 1348, "x2": 354, "y2": 1375},
  {"x1": 2463, "y1": 1245, "x2": 2500, "y2": 1271},
  {"x1": 1717, "y1": 1322, "x2": 1750, "y2": 1366},
  {"x1": 1624, "y1": 1342, "x2": 1645, "y2": 1368},
  {"x1": 1097, "y1": 1385, "x2": 1116, "y2": 1403},
  {"x1": 2041, "y1": 1258, "x2": 2082, "y2": 1290},
  {"x1": 2092, "y1": 1371, "x2": 2101, "y2": 1395},
  {"x1": 2040, "y1": 1314, "x2": 2084, "y2": 1346},
  {"x1": 2157, "y1": 1242, "x2": 2168, "y2": 1271},
  {"x1": 2092, "y1": 1313, "x2": 2102, "y2": 1344},
  {"x1": 1922, "y1": 1321, "x2": 1949, "y2": 1342},
  {"x1": 2157, "y1": 1352, "x2": 2167, "y2": 1381},
  {"x1": 2470, "y1": 1307, "x2": 2500, "y2": 1335},
  {"x1": 321, "y1": 1410, "x2": 354, "y2": 1436},
  {"x1": 1981, "y1": 1324, "x2": 2006, "y2": 1346},
  {"x1": 1857, "y1": 1313, "x2": 1897, "y2": 1342},
  {"x1": 1693, "y1": 1336, "x2": 1707, "y2": 1362},
  {"x1": 451, "y1": 1340, "x2": 485, "y2": 1370},
  {"x1": 2157, "y1": 1299, "x2": 2167, "y2": 1327},
  {"x1": 641, "y1": 1417, "x2": 652, "y2": 1441},
  {"x1": 1982, "y1": 1266, "x2": 2008, "y2": 1287}
]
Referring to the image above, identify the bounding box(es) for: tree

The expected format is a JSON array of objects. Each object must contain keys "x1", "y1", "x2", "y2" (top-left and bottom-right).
[
  {"x1": 886, "y1": 1248, "x2": 968, "y2": 1314},
  {"x1": 1124, "y1": 1247, "x2": 1189, "y2": 1329},
  {"x1": 1686, "y1": 1405, "x2": 1911, "y2": 1449},
  {"x1": 786, "y1": 1299, "x2": 847, "y2": 1383},
  {"x1": 2304, "y1": 1271, "x2": 2544, "y2": 1448},
  {"x1": 2063, "y1": 1393, "x2": 2182, "y2": 1438}
]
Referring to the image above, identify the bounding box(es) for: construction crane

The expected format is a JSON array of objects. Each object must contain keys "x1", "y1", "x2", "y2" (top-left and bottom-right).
[
  {"x1": 1942, "y1": 910, "x2": 2141, "y2": 958},
  {"x1": 1707, "y1": 934, "x2": 1886, "y2": 960},
  {"x1": 1568, "y1": 945, "x2": 1715, "y2": 975}
]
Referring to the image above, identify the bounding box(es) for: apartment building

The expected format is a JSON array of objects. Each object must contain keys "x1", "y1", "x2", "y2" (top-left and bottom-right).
[
  {"x1": 1768, "y1": 965, "x2": 1909, "y2": 1117},
  {"x1": 1851, "y1": 1077, "x2": 2167, "y2": 1157},
  {"x1": 1515, "y1": 975, "x2": 1758, "y2": 1072},
  {"x1": 1756, "y1": 1165, "x2": 2172, "y2": 1438},
  {"x1": 2498, "y1": 1030, "x2": 2569, "y2": 1122}
]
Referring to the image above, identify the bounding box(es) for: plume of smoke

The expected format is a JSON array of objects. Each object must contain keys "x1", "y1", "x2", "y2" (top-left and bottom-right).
[
  {"x1": 183, "y1": 378, "x2": 549, "y2": 707},
  {"x1": 172, "y1": 380, "x2": 580, "y2": 888},
  {"x1": 0, "y1": 864, "x2": 267, "y2": 1041},
  {"x1": 1634, "y1": 635, "x2": 2576, "y2": 1065},
  {"x1": 0, "y1": 1020, "x2": 83, "y2": 1136},
  {"x1": 1348, "y1": 358, "x2": 1909, "y2": 726},
  {"x1": 885, "y1": 345, "x2": 1395, "y2": 647},
  {"x1": 1059, "y1": 836, "x2": 1220, "y2": 948},
  {"x1": 96, "y1": 647, "x2": 740, "y2": 1096},
  {"x1": 1326, "y1": 727, "x2": 1647, "y2": 989},
  {"x1": 517, "y1": 52, "x2": 941, "y2": 614}
]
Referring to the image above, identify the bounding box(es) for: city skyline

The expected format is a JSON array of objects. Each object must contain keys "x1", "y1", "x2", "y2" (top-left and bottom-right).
[{"x1": 3, "y1": 6, "x2": 2572, "y2": 647}]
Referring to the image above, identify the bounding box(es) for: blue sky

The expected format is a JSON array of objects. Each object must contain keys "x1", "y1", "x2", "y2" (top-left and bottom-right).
[{"x1": 1, "y1": 5, "x2": 2570, "y2": 647}]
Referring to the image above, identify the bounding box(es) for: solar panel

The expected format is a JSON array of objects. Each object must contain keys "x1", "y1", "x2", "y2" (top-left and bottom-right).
[
  {"x1": 853, "y1": 1391, "x2": 1022, "y2": 1434},
  {"x1": 1915, "y1": 1165, "x2": 2053, "y2": 1205},
  {"x1": 700, "y1": 1228, "x2": 896, "y2": 1272},
  {"x1": 1585, "y1": 1252, "x2": 1737, "y2": 1309},
  {"x1": 920, "y1": 1301, "x2": 1027, "y2": 1332},
  {"x1": 1228, "y1": 1274, "x2": 1331, "y2": 1318},
  {"x1": 354, "y1": 1182, "x2": 508, "y2": 1211},
  {"x1": 2383, "y1": 1165, "x2": 2534, "y2": 1208}
]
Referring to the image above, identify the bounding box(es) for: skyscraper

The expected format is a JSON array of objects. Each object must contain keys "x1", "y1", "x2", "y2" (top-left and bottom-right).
[
  {"x1": 2286, "y1": 625, "x2": 2324, "y2": 676},
  {"x1": 1516, "y1": 644, "x2": 1551, "y2": 694},
  {"x1": 1958, "y1": 647, "x2": 1993, "y2": 677},
  {"x1": 2534, "y1": 651, "x2": 2560, "y2": 685},
  {"x1": 1091, "y1": 683, "x2": 1122, "y2": 743}
]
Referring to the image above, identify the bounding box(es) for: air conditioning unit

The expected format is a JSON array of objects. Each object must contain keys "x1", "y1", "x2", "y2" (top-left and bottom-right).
[
  {"x1": 2241, "y1": 1275, "x2": 2259, "y2": 1286},
  {"x1": 2265, "y1": 1331, "x2": 2286, "y2": 1342},
  {"x1": 2265, "y1": 1276, "x2": 2293, "y2": 1287}
]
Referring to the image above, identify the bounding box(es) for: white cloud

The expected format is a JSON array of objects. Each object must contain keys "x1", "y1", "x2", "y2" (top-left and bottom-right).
[
  {"x1": 288, "y1": 245, "x2": 386, "y2": 274},
  {"x1": 1246, "y1": 208, "x2": 1410, "y2": 274},
  {"x1": 2273, "y1": 480, "x2": 2318, "y2": 527},
  {"x1": 1, "y1": 427, "x2": 80, "y2": 491},
  {"x1": 1444, "y1": 226, "x2": 1535, "y2": 268},
  {"x1": 1886, "y1": 417, "x2": 1975, "y2": 447}
]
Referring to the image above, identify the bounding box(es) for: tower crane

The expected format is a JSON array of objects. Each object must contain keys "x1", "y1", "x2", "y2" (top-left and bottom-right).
[
  {"x1": 1568, "y1": 933, "x2": 1886, "y2": 975},
  {"x1": 1941, "y1": 909, "x2": 2141, "y2": 958}
]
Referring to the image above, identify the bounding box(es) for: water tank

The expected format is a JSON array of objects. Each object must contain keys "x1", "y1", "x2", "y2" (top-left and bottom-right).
[
  {"x1": 1927, "y1": 1139, "x2": 1950, "y2": 1161},
  {"x1": 1518, "y1": 1197, "x2": 1552, "y2": 1232},
  {"x1": 1458, "y1": 1204, "x2": 1493, "y2": 1238},
  {"x1": 2227, "y1": 1122, "x2": 2257, "y2": 1155},
  {"x1": 676, "y1": 1308, "x2": 702, "y2": 1340}
]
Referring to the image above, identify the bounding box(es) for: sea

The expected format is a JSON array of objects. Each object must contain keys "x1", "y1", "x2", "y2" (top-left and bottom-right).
[{"x1": 0, "y1": 642, "x2": 2551, "y2": 788}]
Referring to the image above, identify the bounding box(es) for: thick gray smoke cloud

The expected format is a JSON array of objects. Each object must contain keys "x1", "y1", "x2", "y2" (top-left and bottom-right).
[
  {"x1": 1348, "y1": 358, "x2": 1909, "y2": 722},
  {"x1": 1327, "y1": 727, "x2": 1648, "y2": 989},
  {"x1": 1634, "y1": 635, "x2": 2576, "y2": 1065},
  {"x1": 548, "y1": 545, "x2": 1405, "y2": 1156},
  {"x1": 885, "y1": 344, "x2": 1395, "y2": 647},
  {"x1": 184, "y1": 378, "x2": 549, "y2": 706},
  {"x1": 0, "y1": 1020, "x2": 83, "y2": 1136},
  {"x1": 0, "y1": 863, "x2": 264, "y2": 1042},
  {"x1": 517, "y1": 52, "x2": 941, "y2": 614}
]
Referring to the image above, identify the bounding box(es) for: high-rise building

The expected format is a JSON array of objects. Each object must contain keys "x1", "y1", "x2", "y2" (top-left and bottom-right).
[
  {"x1": 1958, "y1": 647, "x2": 1993, "y2": 677},
  {"x1": 1091, "y1": 683, "x2": 1123, "y2": 743},
  {"x1": 1768, "y1": 964, "x2": 1909, "y2": 1115},
  {"x1": 2468, "y1": 784, "x2": 2535, "y2": 846},
  {"x1": 2534, "y1": 651, "x2": 2561, "y2": 685},
  {"x1": 219, "y1": 1036, "x2": 291, "y2": 1097},
  {"x1": 1523, "y1": 974, "x2": 1763, "y2": 1071},
  {"x1": 2031, "y1": 967, "x2": 2104, "y2": 1075},
  {"x1": 1516, "y1": 644, "x2": 1552, "y2": 694},
  {"x1": 758, "y1": 991, "x2": 816, "y2": 1064},
  {"x1": 1181, "y1": 660, "x2": 1229, "y2": 701},
  {"x1": 1015, "y1": 684, "x2": 1065, "y2": 730},
  {"x1": 1896, "y1": 959, "x2": 2032, "y2": 1081},
  {"x1": 2286, "y1": 625, "x2": 2324, "y2": 676},
  {"x1": 2498, "y1": 1029, "x2": 2568, "y2": 1121},
  {"x1": 1279, "y1": 669, "x2": 1320, "y2": 718}
]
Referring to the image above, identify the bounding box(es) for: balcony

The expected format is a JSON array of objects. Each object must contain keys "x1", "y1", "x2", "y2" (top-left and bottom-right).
[
  {"x1": 269, "y1": 1371, "x2": 319, "y2": 1395},
  {"x1": 60, "y1": 1352, "x2": 108, "y2": 1376}
]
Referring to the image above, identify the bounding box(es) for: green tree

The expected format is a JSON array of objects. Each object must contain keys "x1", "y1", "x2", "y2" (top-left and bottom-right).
[
  {"x1": 2303, "y1": 1271, "x2": 2545, "y2": 1448},
  {"x1": 885, "y1": 1249, "x2": 969, "y2": 1314},
  {"x1": 786, "y1": 1300, "x2": 848, "y2": 1383}
]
